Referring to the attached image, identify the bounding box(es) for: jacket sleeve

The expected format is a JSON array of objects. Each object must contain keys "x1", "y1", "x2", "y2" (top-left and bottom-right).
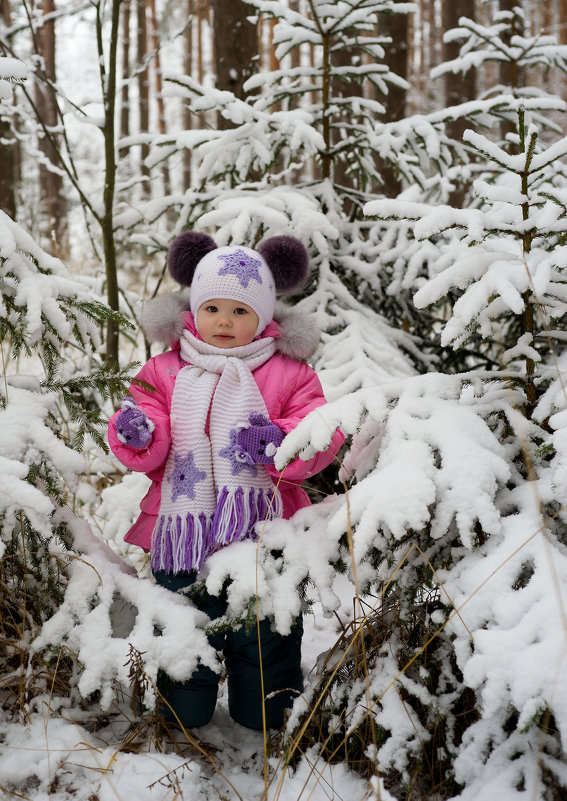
[
  {"x1": 107, "y1": 356, "x2": 172, "y2": 474},
  {"x1": 267, "y1": 360, "x2": 344, "y2": 484}
]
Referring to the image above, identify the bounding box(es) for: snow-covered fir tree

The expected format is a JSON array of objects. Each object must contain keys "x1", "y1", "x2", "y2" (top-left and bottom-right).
[
  {"x1": 0, "y1": 48, "x2": 222, "y2": 712},
  {"x1": 0, "y1": 201, "x2": 225, "y2": 714},
  {"x1": 258, "y1": 106, "x2": 567, "y2": 801},
  {"x1": 361, "y1": 0, "x2": 567, "y2": 370}
]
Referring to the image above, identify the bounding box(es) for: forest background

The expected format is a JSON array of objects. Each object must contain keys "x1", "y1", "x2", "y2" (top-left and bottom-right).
[{"x1": 2, "y1": 1, "x2": 567, "y2": 800}]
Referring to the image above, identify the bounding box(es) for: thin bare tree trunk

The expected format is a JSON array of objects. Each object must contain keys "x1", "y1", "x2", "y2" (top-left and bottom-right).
[
  {"x1": 149, "y1": 0, "x2": 171, "y2": 195},
  {"x1": 378, "y1": 8, "x2": 409, "y2": 197},
  {"x1": 269, "y1": 17, "x2": 278, "y2": 72},
  {"x1": 0, "y1": 0, "x2": 19, "y2": 217},
  {"x1": 98, "y1": 0, "x2": 122, "y2": 364},
  {"x1": 34, "y1": 0, "x2": 68, "y2": 256},
  {"x1": 560, "y1": 0, "x2": 567, "y2": 105},
  {"x1": 183, "y1": 0, "x2": 194, "y2": 188},
  {"x1": 137, "y1": 0, "x2": 150, "y2": 190},
  {"x1": 119, "y1": 0, "x2": 131, "y2": 154}
]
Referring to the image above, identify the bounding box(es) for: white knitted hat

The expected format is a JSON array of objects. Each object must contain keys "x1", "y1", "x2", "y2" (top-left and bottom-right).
[{"x1": 189, "y1": 246, "x2": 276, "y2": 336}]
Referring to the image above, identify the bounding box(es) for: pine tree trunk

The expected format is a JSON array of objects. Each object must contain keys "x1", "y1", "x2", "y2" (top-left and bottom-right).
[
  {"x1": 137, "y1": 0, "x2": 150, "y2": 190},
  {"x1": 499, "y1": 0, "x2": 524, "y2": 144},
  {"x1": 0, "y1": 0, "x2": 19, "y2": 218},
  {"x1": 149, "y1": 0, "x2": 171, "y2": 196},
  {"x1": 499, "y1": 0, "x2": 524, "y2": 91},
  {"x1": 443, "y1": 0, "x2": 476, "y2": 137},
  {"x1": 378, "y1": 8, "x2": 409, "y2": 197},
  {"x1": 331, "y1": 37, "x2": 362, "y2": 195},
  {"x1": 183, "y1": 0, "x2": 194, "y2": 188},
  {"x1": 211, "y1": 0, "x2": 258, "y2": 129},
  {"x1": 289, "y1": 0, "x2": 300, "y2": 71},
  {"x1": 34, "y1": 0, "x2": 68, "y2": 256},
  {"x1": 408, "y1": 0, "x2": 430, "y2": 114},
  {"x1": 443, "y1": 0, "x2": 476, "y2": 207},
  {"x1": 197, "y1": 0, "x2": 205, "y2": 83},
  {"x1": 119, "y1": 0, "x2": 131, "y2": 155},
  {"x1": 98, "y1": 0, "x2": 122, "y2": 364}
]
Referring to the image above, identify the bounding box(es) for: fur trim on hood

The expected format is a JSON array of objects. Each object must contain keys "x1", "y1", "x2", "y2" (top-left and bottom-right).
[{"x1": 140, "y1": 293, "x2": 320, "y2": 361}]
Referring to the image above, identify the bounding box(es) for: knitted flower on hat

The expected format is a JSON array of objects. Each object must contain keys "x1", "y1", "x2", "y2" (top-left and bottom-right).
[{"x1": 190, "y1": 246, "x2": 276, "y2": 336}]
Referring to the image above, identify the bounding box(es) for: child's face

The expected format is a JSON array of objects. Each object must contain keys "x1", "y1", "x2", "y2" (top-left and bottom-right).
[{"x1": 197, "y1": 298, "x2": 260, "y2": 348}]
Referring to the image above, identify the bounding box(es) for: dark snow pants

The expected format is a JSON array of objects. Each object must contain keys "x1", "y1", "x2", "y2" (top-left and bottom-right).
[{"x1": 153, "y1": 570, "x2": 304, "y2": 730}]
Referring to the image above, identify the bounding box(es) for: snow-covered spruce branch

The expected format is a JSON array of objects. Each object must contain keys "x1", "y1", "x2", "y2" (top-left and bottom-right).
[
  {"x1": 431, "y1": 11, "x2": 567, "y2": 81},
  {"x1": 365, "y1": 114, "x2": 567, "y2": 357},
  {"x1": 0, "y1": 385, "x2": 85, "y2": 554},
  {"x1": 295, "y1": 258, "x2": 419, "y2": 396},
  {"x1": 32, "y1": 511, "x2": 219, "y2": 709},
  {"x1": 363, "y1": 198, "x2": 537, "y2": 244},
  {"x1": 264, "y1": 372, "x2": 516, "y2": 580}
]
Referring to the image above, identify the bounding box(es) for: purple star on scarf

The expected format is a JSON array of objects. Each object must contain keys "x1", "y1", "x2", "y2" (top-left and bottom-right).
[
  {"x1": 169, "y1": 451, "x2": 206, "y2": 502},
  {"x1": 217, "y1": 249, "x2": 263, "y2": 288},
  {"x1": 219, "y1": 428, "x2": 258, "y2": 476}
]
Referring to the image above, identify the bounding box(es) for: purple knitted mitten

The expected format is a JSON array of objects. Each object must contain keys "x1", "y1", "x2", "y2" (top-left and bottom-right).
[
  {"x1": 236, "y1": 412, "x2": 285, "y2": 465},
  {"x1": 115, "y1": 398, "x2": 154, "y2": 449}
]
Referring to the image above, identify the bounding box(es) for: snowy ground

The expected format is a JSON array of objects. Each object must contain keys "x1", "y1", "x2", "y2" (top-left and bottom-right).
[{"x1": 0, "y1": 592, "x2": 391, "y2": 801}]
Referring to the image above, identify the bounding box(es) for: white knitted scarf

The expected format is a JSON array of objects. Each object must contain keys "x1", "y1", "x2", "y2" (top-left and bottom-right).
[{"x1": 151, "y1": 330, "x2": 283, "y2": 574}]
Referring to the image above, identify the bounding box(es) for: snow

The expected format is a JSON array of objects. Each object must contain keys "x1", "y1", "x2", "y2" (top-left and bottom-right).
[
  {"x1": 0, "y1": 57, "x2": 28, "y2": 101},
  {"x1": 3, "y1": 1, "x2": 567, "y2": 799},
  {"x1": 0, "y1": 687, "x2": 384, "y2": 801}
]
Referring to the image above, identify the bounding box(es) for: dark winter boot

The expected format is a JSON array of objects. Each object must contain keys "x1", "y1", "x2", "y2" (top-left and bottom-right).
[
  {"x1": 225, "y1": 616, "x2": 304, "y2": 730},
  {"x1": 153, "y1": 570, "x2": 226, "y2": 728}
]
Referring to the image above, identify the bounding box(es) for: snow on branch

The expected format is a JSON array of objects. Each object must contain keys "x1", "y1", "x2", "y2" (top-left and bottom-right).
[
  {"x1": 276, "y1": 373, "x2": 513, "y2": 561},
  {"x1": 431, "y1": 11, "x2": 567, "y2": 80},
  {"x1": 0, "y1": 386, "x2": 85, "y2": 555},
  {"x1": 33, "y1": 512, "x2": 218, "y2": 708},
  {"x1": 365, "y1": 115, "x2": 567, "y2": 354},
  {"x1": 0, "y1": 210, "x2": 102, "y2": 350},
  {"x1": 0, "y1": 57, "x2": 28, "y2": 100},
  {"x1": 196, "y1": 186, "x2": 337, "y2": 247},
  {"x1": 296, "y1": 258, "x2": 417, "y2": 399}
]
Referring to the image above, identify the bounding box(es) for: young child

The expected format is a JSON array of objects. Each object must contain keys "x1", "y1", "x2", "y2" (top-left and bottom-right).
[{"x1": 108, "y1": 232, "x2": 344, "y2": 731}]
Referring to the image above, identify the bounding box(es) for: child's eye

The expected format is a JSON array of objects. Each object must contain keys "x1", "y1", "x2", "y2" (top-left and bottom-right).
[
  {"x1": 206, "y1": 305, "x2": 218, "y2": 313},
  {"x1": 234, "y1": 307, "x2": 247, "y2": 315}
]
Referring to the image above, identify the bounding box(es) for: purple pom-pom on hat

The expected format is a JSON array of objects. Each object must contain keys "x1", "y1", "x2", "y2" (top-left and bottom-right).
[
  {"x1": 167, "y1": 232, "x2": 218, "y2": 286},
  {"x1": 258, "y1": 235, "x2": 310, "y2": 293}
]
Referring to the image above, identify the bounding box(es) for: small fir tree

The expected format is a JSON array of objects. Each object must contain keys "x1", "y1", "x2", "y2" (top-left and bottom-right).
[{"x1": 254, "y1": 108, "x2": 567, "y2": 798}]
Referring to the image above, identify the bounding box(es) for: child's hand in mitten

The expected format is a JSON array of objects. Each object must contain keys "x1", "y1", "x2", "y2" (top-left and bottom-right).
[
  {"x1": 114, "y1": 398, "x2": 155, "y2": 449},
  {"x1": 236, "y1": 412, "x2": 285, "y2": 465}
]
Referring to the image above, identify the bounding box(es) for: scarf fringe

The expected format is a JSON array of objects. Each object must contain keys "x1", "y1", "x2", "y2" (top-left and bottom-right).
[
  {"x1": 151, "y1": 486, "x2": 283, "y2": 574},
  {"x1": 151, "y1": 511, "x2": 212, "y2": 574}
]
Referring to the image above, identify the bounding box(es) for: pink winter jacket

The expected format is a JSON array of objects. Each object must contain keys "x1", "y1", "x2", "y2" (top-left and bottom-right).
[{"x1": 108, "y1": 300, "x2": 344, "y2": 551}]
